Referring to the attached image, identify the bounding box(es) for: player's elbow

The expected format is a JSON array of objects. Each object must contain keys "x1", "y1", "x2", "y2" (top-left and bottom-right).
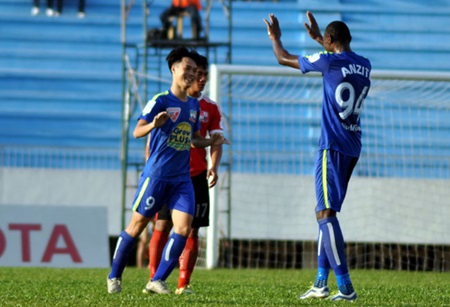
[
  {"x1": 277, "y1": 57, "x2": 288, "y2": 66},
  {"x1": 133, "y1": 129, "x2": 142, "y2": 139},
  {"x1": 278, "y1": 56, "x2": 299, "y2": 69}
]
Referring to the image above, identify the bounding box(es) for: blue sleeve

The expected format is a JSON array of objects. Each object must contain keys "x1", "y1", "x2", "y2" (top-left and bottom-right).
[
  {"x1": 299, "y1": 52, "x2": 331, "y2": 74},
  {"x1": 139, "y1": 98, "x2": 164, "y2": 123}
]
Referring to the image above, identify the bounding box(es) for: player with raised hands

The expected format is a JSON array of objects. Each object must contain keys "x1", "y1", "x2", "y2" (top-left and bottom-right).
[{"x1": 264, "y1": 11, "x2": 371, "y2": 301}]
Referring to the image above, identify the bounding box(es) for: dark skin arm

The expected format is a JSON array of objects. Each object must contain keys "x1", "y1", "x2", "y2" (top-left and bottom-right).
[
  {"x1": 303, "y1": 11, "x2": 324, "y2": 46},
  {"x1": 263, "y1": 14, "x2": 299, "y2": 68},
  {"x1": 265, "y1": 12, "x2": 337, "y2": 220},
  {"x1": 263, "y1": 11, "x2": 325, "y2": 69}
]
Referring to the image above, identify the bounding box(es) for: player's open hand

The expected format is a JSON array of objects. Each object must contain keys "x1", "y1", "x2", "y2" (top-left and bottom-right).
[
  {"x1": 264, "y1": 14, "x2": 281, "y2": 40},
  {"x1": 304, "y1": 11, "x2": 323, "y2": 44},
  {"x1": 152, "y1": 111, "x2": 170, "y2": 128}
]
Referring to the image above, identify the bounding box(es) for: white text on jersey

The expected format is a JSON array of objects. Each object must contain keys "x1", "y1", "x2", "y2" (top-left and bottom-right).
[{"x1": 341, "y1": 64, "x2": 370, "y2": 78}]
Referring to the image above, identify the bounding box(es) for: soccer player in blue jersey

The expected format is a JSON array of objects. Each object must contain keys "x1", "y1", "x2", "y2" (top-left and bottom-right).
[
  {"x1": 106, "y1": 47, "x2": 226, "y2": 295},
  {"x1": 145, "y1": 52, "x2": 224, "y2": 295},
  {"x1": 265, "y1": 11, "x2": 371, "y2": 301}
]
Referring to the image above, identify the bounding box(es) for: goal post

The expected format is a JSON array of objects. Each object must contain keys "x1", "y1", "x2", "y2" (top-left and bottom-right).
[{"x1": 205, "y1": 64, "x2": 450, "y2": 271}]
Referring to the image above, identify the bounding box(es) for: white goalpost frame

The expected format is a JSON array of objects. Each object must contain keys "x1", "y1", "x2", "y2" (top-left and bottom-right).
[
  {"x1": 205, "y1": 64, "x2": 450, "y2": 269},
  {"x1": 205, "y1": 64, "x2": 222, "y2": 269}
]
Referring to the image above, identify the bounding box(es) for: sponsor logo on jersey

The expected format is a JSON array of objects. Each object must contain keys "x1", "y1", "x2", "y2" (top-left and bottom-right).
[
  {"x1": 168, "y1": 122, "x2": 191, "y2": 151},
  {"x1": 200, "y1": 110, "x2": 209, "y2": 123},
  {"x1": 307, "y1": 52, "x2": 321, "y2": 63},
  {"x1": 167, "y1": 107, "x2": 181, "y2": 122},
  {"x1": 190, "y1": 110, "x2": 197, "y2": 123},
  {"x1": 305, "y1": 51, "x2": 329, "y2": 63}
]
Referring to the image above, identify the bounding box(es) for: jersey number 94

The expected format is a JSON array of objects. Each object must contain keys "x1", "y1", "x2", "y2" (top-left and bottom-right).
[{"x1": 335, "y1": 82, "x2": 370, "y2": 120}]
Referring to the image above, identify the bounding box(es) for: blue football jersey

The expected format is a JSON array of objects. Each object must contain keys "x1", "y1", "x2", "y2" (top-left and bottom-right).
[
  {"x1": 139, "y1": 90, "x2": 200, "y2": 180},
  {"x1": 299, "y1": 51, "x2": 371, "y2": 157}
]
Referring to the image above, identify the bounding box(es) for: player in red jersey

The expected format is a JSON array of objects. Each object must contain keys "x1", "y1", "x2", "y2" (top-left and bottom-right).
[{"x1": 145, "y1": 51, "x2": 224, "y2": 295}]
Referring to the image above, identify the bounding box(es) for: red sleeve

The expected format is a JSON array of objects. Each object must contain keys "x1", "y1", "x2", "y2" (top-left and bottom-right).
[{"x1": 208, "y1": 103, "x2": 223, "y2": 133}]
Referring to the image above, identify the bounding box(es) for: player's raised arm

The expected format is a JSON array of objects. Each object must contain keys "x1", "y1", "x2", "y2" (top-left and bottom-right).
[
  {"x1": 304, "y1": 11, "x2": 324, "y2": 46},
  {"x1": 133, "y1": 111, "x2": 169, "y2": 138},
  {"x1": 264, "y1": 14, "x2": 300, "y2": 69}
]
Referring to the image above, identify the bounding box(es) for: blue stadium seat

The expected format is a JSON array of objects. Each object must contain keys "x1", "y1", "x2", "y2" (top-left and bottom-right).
[{"x1": 1, "y1": 0, "x2": 450, "y2": 176}]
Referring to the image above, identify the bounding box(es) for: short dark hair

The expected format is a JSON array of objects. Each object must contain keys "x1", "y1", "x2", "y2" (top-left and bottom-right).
[
  {"x1": 191, "y1": 51, "x2": 209, "y2": 69},
  {"x1": 325, "y1": 21, "x2": 352, "y2": 44},
  {"x1": 166, "y1": 46, "x2": 195, "y2": 70}
]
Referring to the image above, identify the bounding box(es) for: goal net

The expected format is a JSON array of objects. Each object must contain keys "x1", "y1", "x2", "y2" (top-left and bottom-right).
[{"x1": 201, "y1": 65, "x2": 450, "y2": 272}]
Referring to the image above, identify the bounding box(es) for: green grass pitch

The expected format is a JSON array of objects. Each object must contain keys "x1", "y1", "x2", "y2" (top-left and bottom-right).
[{"x1": 0, "y1": 267, "x2": 449, "y2": 306}]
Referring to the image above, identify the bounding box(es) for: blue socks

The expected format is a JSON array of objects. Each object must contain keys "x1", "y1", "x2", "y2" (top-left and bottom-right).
[
  {"x1": 152, "y1": 232, "x2": 187, "y2": 281},
  {"x1": 318, "y1": 217, "x2": 348, "y2": 275},
  {"x1": 314, "y1": 229, "x2": 331, "y2": 288},
  {"x1": 314, "y1": 267, "x2": 330, "y2": 288},
  {"x1": 109, "y1": 230, "x2": 137, "y2": 279},
  {"x1": 336, "y1": 273, "x2": 354, "y2": 294},
  {"x1": 316, "y1": 216, "x2": 354, "y2": 294},
  {"x1": 108, "y1": 230, "x2": 188, "y2": 285}
]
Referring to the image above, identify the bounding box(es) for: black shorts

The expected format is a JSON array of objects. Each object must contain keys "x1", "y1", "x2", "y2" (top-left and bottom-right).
[{"x1": 157, "y1": 170, "x2": 210, "y2": 228}]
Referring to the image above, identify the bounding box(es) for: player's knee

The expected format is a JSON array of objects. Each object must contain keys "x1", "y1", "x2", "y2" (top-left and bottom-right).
[
  {"x1": 173, "y1": 225, "x2": 191, "y2": 237},
  {"x1": 316, "y1": 208, "x2": 336, "y2": 220},
  {"x1": 125, "y1": 212, "x2": 151, "y2": 237}
]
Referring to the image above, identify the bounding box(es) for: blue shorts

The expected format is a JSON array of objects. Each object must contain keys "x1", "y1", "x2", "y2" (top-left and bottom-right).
[
  {"x1": 315, "y1": 149, "x2": 358, "y2": 213},
  {"x1": 157, "y1": 170, "x2": 210, "y2": 228},
  {"x1": 131, "y1": 176, "x2": 195, "y2": 218}
]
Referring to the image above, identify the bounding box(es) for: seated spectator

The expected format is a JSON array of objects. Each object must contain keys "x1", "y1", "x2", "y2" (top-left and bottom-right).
[
  {"x1": 32, "y1": 0, "x2": 86, "y2": 18},
  {"x1": 31, "y1": 0, "x2": 53, "y2": 16},
  {"x1": 54, "y1": 0, "x2": 86, "y2": 18},
  {"x1": 160, "y1": 0, "x2": 202, "y2": 39},
  {"x1": 77, "y1": 0, "x2": 86, "y2": 18},
  {"x1": 51, "y1": 0, "x2": 63, "y2": 17}
]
